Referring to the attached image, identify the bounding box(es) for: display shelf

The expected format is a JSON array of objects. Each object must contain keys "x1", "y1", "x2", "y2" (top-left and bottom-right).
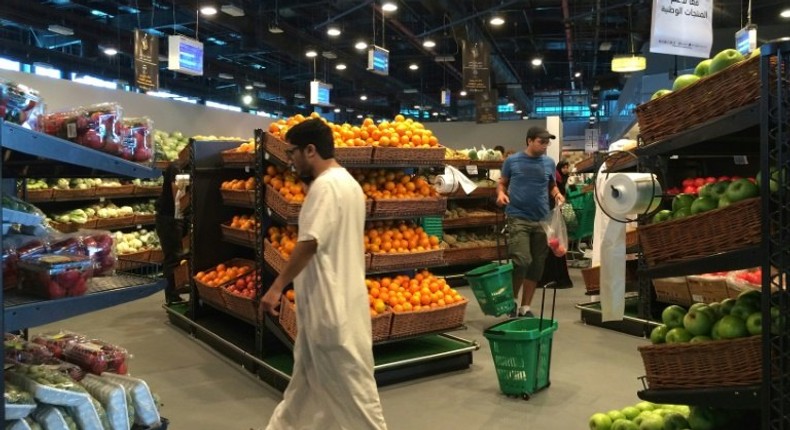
[
  {"x1": 637, "y1": 385, "x2": 761, "y2": 410},
  {"x1": 23, "y1": 188, "x2": 161, "y2": 203},
  {"x1": 576, "y1": 295, "x2": 658, "y2": 337},
  {"x1": 443, "y1": 188, "x2": 497, "y2": 200},
  {"x1": 266, "y1": 204, "x2": 445, "y2": 225},
  {"x1": 4, "y1": 275, "x2": 165, "y2": 331},
  {"x1": 222, "y1": 234, "x2": 256, "y2": 249},
  {"x1": 639, "y1": 246, "x2": 761, "y2": 279},
  {"x1": 443, "y1": 214, "x2": 503, "y2": 229},
  {"x1": 263, "y1": 150, "x2": 444, "y2": 170},
  {"x1": 443, "y1": 159, "x2": 503, "y2": 169},
  {"x1": 635, "y1": 104, "x2": 759, "y2": 157},
  {"x1": 1, "y1": 121, "x2": 161, "y2": 179}
]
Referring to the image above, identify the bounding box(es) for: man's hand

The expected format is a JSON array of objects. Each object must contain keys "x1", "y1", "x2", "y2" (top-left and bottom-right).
[
  {"x1": 496, "y1": 192, "x2": 510, "y2": 207},
  {"x1": 555, "y1": 193, "x2": 565, "y2": 206},
  {"x1": 260, "y1": 287, "x2": 282, "y2": 317}
]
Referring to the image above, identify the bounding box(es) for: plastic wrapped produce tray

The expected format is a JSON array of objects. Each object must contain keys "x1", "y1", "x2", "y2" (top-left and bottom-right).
[
  {"x1": 33, "y1": 405, "x2": 71, "y2": 430},
  {"x1": 6, "y1": 372, "x2": 103, "y2": 429},
  {"x1": 80, "y1": 373, "x2": 129, "y2": 430},
  {"x1": 389, "y1": 299, "x2": 467, "y2": 339},
  {"x1": 5, "y1": 403, "x2": 36, "y2": 421},
  {"x1": 638, "y1": 336, "x2": 762, "y2": 389},
  {"x1": 101, "y1": 372, "x2": 161, "y2": 427}
]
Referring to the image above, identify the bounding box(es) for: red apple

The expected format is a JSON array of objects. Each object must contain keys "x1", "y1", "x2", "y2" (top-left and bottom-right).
[
  {"x1": 83, "y1": 129, "x2": 103, "y2": 149},
  {"x1": 683, "y1": 185, "x2": 697, "y2": 194},
  {"x1": 705, "y1": 176, "x2": 717, "y2": 184},
  {"x1": 694, "y1": 178, "x2": 705, "y2": 187},
  {"x1": 718, "y1": 176, "x2": 731, "y2": 182}
]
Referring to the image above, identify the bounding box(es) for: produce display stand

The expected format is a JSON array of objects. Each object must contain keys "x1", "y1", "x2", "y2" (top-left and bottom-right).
[
  {"x1": 0, "y1": 120, "x2": 168, "y2": 426},
  {"x1": 166, "y1": 130, "x2": 478, "y2": 392}
]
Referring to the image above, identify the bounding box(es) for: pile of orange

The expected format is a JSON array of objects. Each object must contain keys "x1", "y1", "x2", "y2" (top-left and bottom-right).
[
  {"x1": 232, "y1": 139, "x2": 255, "y2": 153},
  {"x1": 267, "y1": 112, "x2": 441, "y2": 149},
  {"x1": 264, "y1": 165, "x2": 306, "y2": 203},
  {"x1": 364, "y1": 221, "x2": 441, "y2": 254},
  {"x1": 228, "y1": 214, "x2": 257, "y2": 231},
  {"x1": 221, "y1": 177, "x2": 255, "y2": 191},
  {"x1": 351, "y1": 169, "x2": 436, "y2": 200},
  {"x1": 267, "y1": 225, "x2": 299, "y2": 259},
  {"x1": 195, "y1": 263, "x2": 252, "y2": 288},
  {"x1": 366, "y1": 270, "x2": 465, "y2": 315}
]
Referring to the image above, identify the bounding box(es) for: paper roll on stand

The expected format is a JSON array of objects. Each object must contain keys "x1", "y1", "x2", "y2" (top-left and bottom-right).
[
  {"x1": 433, "y1": 166, "x2": 478, "y2": 195},
  {"x1": 594, "y1": 172, "x2": 662, "y2": 322}
]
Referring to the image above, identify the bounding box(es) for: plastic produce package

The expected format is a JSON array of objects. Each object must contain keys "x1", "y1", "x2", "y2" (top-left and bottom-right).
[
  {"x1": 33, "y1": 405, "x2": 76, "y2": 430},
  {"x1": 80, "y1": 374, "x2": 131, "y2": 430},
  {"x1": 31, "y1": 331, "x2": 86, "y2": 358},
  {"x1": 5, "y1": 382, "x2": 37, "y2": 421},
  {"x1": 64, "y1": 338, "x2": 130, "y2": 375},
  {"x1": 48, "y1": 230, "x2": 116, "y2": 276},
  {"x1": 119, "y1": 117, "x2": 154, "y2": 164},
  {"x1": 6, "y1": 337, "x2": 85, "y2": 381},
  {"x1": 38, "y1": 103, "x2": 124, "y2": 156},
  {"x1": 18, "y1": 254, "x2": 93, "y2": 299},
  {"x1": 3, "y1": 193, "x2": 47, "y2": 226},
  {"x1": 542, "y1": 206, "x2": 568, "y2": 257},
  {"x1": 101, "y1": 372, "x2": 161, "y2": 426},
  {"x1": 0, "y1": 78, "x2": 43, "y2": 129}
]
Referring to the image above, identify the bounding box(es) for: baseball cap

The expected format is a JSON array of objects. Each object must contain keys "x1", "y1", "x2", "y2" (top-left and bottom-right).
[{"x1": 526, "y1": 126, "x2": 556, "y2": 140}]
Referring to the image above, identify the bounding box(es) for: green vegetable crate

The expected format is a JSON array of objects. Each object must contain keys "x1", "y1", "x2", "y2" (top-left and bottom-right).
[{"x1": 464, "y1": 262, "x2": 514, "y2": 317}]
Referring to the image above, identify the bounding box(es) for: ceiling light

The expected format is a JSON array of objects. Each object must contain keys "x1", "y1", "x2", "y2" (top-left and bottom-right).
[
  {"x1": 403, "y1": 88, "x2": 418, "y2": 94},
  {"x1": 531, "y1": 58, "x2": 543, "y2": 67},
  {"x1": 305, "y1": 49, "x2": 318, "y2": 58},
  {"x1": 423, "y1": 39, "x2": 436, "y2": 48},
  {"x1": 516, "y1": 109, "x2": 523, "y2": 114},
  {"x1": 611, "y1": 54, "x2": 646, "y2": 73},
  {"x1": 322, "y1": 51, "x2": 338, "y2": 59},
  {"x1": 357, "y1": 114, "x2": 364, "y2": 119},
  {"x1": 200, "y1": 5, "x2": 218, "y2": 16},
  {"x1": 327, "y1": 26, "x2": 341, "y2": 36},
  {"x1": 409, "y1": 63, "x2": 419, "y2": 70},
  {"x1": 574, "y1": 71, "x2": 582, "y2": 78},
  {"x1": 432, "y1": 112, "x2": 439, "y2": 116},
  {"x1": 490, "y1": 15, "x2": 505, "y2": 26},
  {"x1": 435, "y1": 55, "x2": 455, "y2": 62},
  {"x1": 782, "y1": 8, "x2": 790, "y2": 18},
  {"x1": 460, "y1": 90, "x2": 467, "y2": 96},
  {"x1": 48, "y1": 24, "x2": 74, "y2": 36},
  {"x1": 599, "y1": 41, "x2": 612, "y2": 51},
  {"x1": 252, "y1": 81, "x2": 267, "y2": 88},
  {"x1": 103, "y1": 47, "x2": 118, "y2": 56},
  {"x1": 590, "y1": 103, "x2": 599, "y2": 109},
  {"x1": 336, "y1": 63, "x2": 347, "y2": 70},
  {"x1": 507, "y1": 102, "x2": 514, "y2": 107},
  {"x1": 360, "y1": 95, "x2": 368, "y2": 101},
  {"x1": 245, "y1": 84, "x2": 253, "y2": 90},
  {"x1": 334, "y1": 108, "x2": 341, "y2": 113},
  {"x1": 242, "y1": 94, "x2": 253, "y2": 105},
  {"x1": 355, "y1": 41, "x2": 368, "y2": 50},
  {"x1": 382, "y1": 1, "x2": 398, "y2": 12},
  {"x1": 220, "y1": 4, "x2": 245, "y2": 17},
  {"x1": 218, "y1": 73, "x2": 234, "y2": 79},
  {"x1": 269, "y1": 24, "x2": 283, "y2": 34}
]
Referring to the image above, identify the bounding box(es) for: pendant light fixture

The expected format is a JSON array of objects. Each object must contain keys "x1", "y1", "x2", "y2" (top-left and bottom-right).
[{"x1": 612, "y1": 5, "x2": 646, "y2": 73}]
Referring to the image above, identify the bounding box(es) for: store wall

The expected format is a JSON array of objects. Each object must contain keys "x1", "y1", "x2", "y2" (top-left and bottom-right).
[
  {"x1": 0, "y1": 69, "x2": 270, "y2": 138},
  {"x1": 428, "y1": 119, "x2": 545, "y2": 152}
]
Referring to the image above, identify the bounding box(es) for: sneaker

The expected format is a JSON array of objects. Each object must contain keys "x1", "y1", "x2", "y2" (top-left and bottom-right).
[
  {"x1": 507, "y1": 307, "x2": 518, "y2": 318},
  {"x1": 517, "y1": 306, "x2": 533, "y2": 317}
]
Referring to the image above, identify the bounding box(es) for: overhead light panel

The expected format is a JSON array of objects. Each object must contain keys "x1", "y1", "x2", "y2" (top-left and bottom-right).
[
  {"x1": 336, "y1": 63, "x2": 347, "y2": 70},
  {"x1": 409, "y1": 63, "x2": 419, "y2": 70},
  {"x1": 360, "y1": 94, "x2": 368, "y2": 101},
  {"x1": 327, "y1": 25, "x2": 341, "y2": 37},
  {"x1": 305, "y1": 49, "x2": 318, "y2": 58},
  {"x1": 355, "y1": 41, "x2": 368, "y2": 50},
  {"x1": 48, "y1": 24, "x2": 74, "y2": 36},
  {"x1": 221, "y1": 4, "x2": 245, "y2": 17},
  {"x1": 531, "y1": 58, "x2": 543, "y2": 67},
  {"x1": 490, "y1": 15, "x2": 505, "y2": 26},
  {"x1": 782, "y1": 8, "x2": 790, "y2": 18},
  {"x1": 460, "y1": 90, "x2": 467, "y2": 96},
  {"x1": 218, "y1": 72, "x2": 234, "y2": 79},
  {"x1": 611, "y1": 54, "x2": 646, "y2": 73},
  {"x1": 244, "y1": 84, "x2": 253, "y2": 90},
  {"x1": 269, "y1": 24, "x2": 283, "y2": 34},
  {"x1": 322, "y1": 51, "x2": 338, "y2": 59},
  {"x1": 403, "y1": 88, "x2": 418, "y2": 94},
  {"x1": 434, "y1": 55, "x2": 454, "y2": 62},
  {"x1": 103, "y1": 47, "x2": 118, "y2": 56},
  {"x1": 422, "y1": 39, "x2": 436, "y2": 48},
  {"x1": 200, "y1": 5, "x2": 218, "y2": 16},
  {"x1": 382, "y1": 1, "x2": 398, "y2": 12},
  {"x1": 574, "y1": 71, "x2": 582, "y2": 78}
]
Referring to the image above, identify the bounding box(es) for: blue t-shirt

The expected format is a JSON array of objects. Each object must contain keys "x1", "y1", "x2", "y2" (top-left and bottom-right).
[{"x1": 501, "y1": 152, "x2": 556, "y2": 221}]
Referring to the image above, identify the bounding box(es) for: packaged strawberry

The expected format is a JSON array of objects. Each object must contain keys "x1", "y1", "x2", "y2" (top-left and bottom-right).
[
  {"x1": 31, "y1": 330, "x2": 86, "y2": 358},
  {"x1": 64, "y1": 338, "x2": 130, "y2": 375},
  {"x1": 119, "y1": 117, "x2": 154, "y2": 164},
  {"x1": 18, "y1": 254, "x2": 94, "y2": 299}
]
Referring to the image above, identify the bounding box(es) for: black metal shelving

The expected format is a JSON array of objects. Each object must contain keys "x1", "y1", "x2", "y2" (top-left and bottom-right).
[
  {"x1": 639, "y1": 246, "x2": 761, "y2": 279},
  {"x1": 637, "y1": 385, "x2": 762, "y2": 410}
]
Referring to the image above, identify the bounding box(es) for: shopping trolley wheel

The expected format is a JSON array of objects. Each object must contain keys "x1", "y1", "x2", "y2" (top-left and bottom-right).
[{"x1": 521, "y1": 393, "x2": 530, "y2": 400}]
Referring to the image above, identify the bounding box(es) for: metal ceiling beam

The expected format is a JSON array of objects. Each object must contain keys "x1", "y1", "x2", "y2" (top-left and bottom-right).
[{"x1": 416, "y1": 0, "x2": 523, "y2": 38}]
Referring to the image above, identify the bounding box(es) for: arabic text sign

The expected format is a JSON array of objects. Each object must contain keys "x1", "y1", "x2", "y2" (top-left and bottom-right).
[{"x1": 650, "y1": 0, "x2": 712, "y2": 59}]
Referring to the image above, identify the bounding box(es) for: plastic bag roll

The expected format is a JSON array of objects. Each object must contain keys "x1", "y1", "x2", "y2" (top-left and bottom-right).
[
  {"x1": 600, "y1": 173, "x2": 662, "y2": 216},
  {"x1": 434, "y1": 172, "x2": 458, "y2": 194}
]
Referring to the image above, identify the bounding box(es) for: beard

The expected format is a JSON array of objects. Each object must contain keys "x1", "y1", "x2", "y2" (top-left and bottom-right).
[{"x1": 290, "y1": 164, "x2": 315, "y2": 186}]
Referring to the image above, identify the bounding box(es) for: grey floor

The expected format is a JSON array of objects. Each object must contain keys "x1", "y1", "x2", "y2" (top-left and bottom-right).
[{"x1": 37, "y1": 268, "x2": 650, "y2": 429}]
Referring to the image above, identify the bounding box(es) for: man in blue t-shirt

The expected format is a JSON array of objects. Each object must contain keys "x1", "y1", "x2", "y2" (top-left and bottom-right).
[{"x1": 497, "y1": 126, "x2": 565, "y2": 316}]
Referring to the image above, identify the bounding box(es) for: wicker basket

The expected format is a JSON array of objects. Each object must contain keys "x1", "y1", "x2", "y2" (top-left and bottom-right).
[
  {"x1": 149, "y1": 249, "x2": 164, "y2": 263},
  {"x1": 443, "y1": 214, "x2": 502, "y2": 229},
  {"x1": 638, "y1": 336, "x2": 762, "y2": 389},
  {"x1": 116, "y1": 250, "x2": 152, "y2": 271},
  {"x1": 581, "y1": 265, "x2": 638, "y2": 294},
  {"x1": 53, "y1": 188, "x2": 96, "y2": 200},
  {"x1": 263, "y1": 132, "x2": 288, "y2": 165},
  {"x1": 22, "y1": 189, "x2": 53, "y2": 202},
  {"x1": 220, "y1": 189, "x2": 255, "y2": 207},
  {"x1": 442, "y1": 244, "x2": 507, "y2": 266},
  {"x1": 220, "y1": 149, "x2": 255, "y2": 167},
  {"x1": 687, "y1": 274, "x2": 731, "y2": 303},
  {"x1": 371, "y1": 312, "x2": 393, "y2": 342},
  {"x1": 133, "y1": 213, "x2": 155, "y2": 225},
  {"x1": 605, "y1": 151, "x2": 636, "y2": 171},
  {"x1": 443, "y1": 187, "x2": 497, "y2": 199},
  {"x1": 652, "y1": 277, "x2": 692, "y2": 306},
  {"x1": 389, "y1": 299, "x2": 468, "y2": 339},
  {"x1": 636, "y1": 55, "x2": 771, "y2": 146},
  {"x1": 335, "y1": 146, "x2": 374, "y2": 165},
  {"x1": 575, "y1": 155, "x2": 597, "y2": 173},
  {"x1": 625, "y1": 229, "x2": 639, "y2": 250},
  {"x1": 96, "y1": 184, "x2": 135, "y2": 197},
  {"x1": 371, "y1": 197, "x2": 447, "y2": 218},
  {"x1": 638, "y1": 197, "x2": 761, "y2": 268},
  {"x1": 369, "y1": 249, "x2": 443, "y2": 272},
  {"x1": 48, "y1": 220, "x2": 81, "y2": 233},
  {"x1": 95, "y1": 215, "x2": 136, "y2": 230},
  {"x1": 365, "y1": 253, "x2": 372, "y2": 271},
  {"x1": 221, "y1": 288, "x2": 258, "y2": 325},
  {"x1": 133, "y1": 186, "x2": 162, "y2": 197},
  {"x1": 372, "y1": 147, "x2": 444, "y2": 165},
  {"x1": 264, "y1": 239, "x2": 288, "y2": 273},
  {"x1": 195, "y1": 279, "x2": 227, "y2": 308},
  {"x1": 265, "y1": 184, "x2": 302, "y2": 223},
  {"x1": 278, "y1": 297, "x2": 298, "y2": 340},
  {"x1": 220, "y1": 224, "x2": 256, "y2": 247}
]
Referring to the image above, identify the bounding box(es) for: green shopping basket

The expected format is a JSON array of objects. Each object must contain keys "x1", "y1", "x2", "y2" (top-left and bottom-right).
[
  {"x1": 484, "y1": 317, "x2": 558, "y2": 399},
  {"x1": 464, "y1": 262, "x2": 515, "y2": 317}
]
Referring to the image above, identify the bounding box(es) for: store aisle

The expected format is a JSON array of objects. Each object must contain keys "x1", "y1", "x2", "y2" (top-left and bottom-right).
[{"x1": 37, "y1": 269, "x2": 649, "y2": 429}]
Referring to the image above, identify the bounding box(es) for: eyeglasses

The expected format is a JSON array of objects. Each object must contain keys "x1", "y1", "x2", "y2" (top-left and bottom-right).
[{"x1": 536, "y1": 139, "x2": 551, "y2": 145}]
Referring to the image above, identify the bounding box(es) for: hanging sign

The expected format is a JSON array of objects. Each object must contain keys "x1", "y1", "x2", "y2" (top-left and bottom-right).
[
  {"x1": 462, "y1": 40, "x2": 490, "y2": 93},
  {"x1": 649, "y1": 0, "x2": 713, "y2": 59},
  {"x1": 475, "y1": 90, "x2": 498, "y2": 124},
  {"x1": 585, "y1": 128, "x2": 599, "y2": 154},
  {"x1": 134, "y1": 30, "x2": 159, "y2": 91}
]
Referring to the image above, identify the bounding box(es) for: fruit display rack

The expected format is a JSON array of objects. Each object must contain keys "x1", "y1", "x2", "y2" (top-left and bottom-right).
[
  {"x1": 0, "y1": 119, "x2": 167, "y2": 423},
  {"x1": 618, "y1": 42, "x2": 790, "y2": 426},
  {"x1": 166, "y1": 129, "x2": 477, "y2": 393}
]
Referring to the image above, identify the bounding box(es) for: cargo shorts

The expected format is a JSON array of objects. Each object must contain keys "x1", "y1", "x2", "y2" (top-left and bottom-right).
[{"x1": 506, "y1": 217, "x2": 549, "y2": 284}]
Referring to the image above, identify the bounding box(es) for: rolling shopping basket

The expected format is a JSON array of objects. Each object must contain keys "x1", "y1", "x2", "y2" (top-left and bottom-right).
[
  {"x1": 483, "y1": 283, "x2": 558, "y2": 399},
  {"x1": 463, "y1": 212, "x2": 514, "y2": 317}
]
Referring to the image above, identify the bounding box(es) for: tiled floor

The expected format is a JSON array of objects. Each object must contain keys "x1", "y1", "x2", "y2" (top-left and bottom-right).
[{"x1": 37, "y1": 268, "x2": 650, "y2": 429}]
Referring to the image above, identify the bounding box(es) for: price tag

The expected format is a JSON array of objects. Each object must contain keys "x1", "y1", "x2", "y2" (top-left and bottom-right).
[
  {"x1": 733, "y1": 155, "x2": 749, "y2": 165},
  {"x1": 99, "y1": 197, "x2": 105, "y2": 202},
  {"x1": 136, "y1": 225, "x2": 142, "y2": 230},
  {"x1": 264, "y1": 152, "x2": 270, "y2": 160},
  {"x1": 466, "y1": 165, "x2": 478, "y2": 175},
  {"x1": 245, "y1": 166, "x2": 250, "y2": 173}
]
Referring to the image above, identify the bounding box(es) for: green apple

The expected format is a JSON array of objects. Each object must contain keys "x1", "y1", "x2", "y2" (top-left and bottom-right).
[
  {"x1": 696, "y1": 183, "x2": 712, "y2": 198},
  {"x1": 737, "y1": 289, "x2": 761, "y2": 310},
  {"x1": 611, "y1": 419, "x2": 638, "y2": 430},
  {"x1": 720, "y1": 298, "x2": 737, "y2": 315},
  {"x1": 635, "y1": 402, "x2": 657, "y2": 412},
  {"x1": 589, "y1": 412, "x2": 613, "y2": 430},
  {"x1": 690, "y1": 196, "x2": 717, "y2": 215},
  {"x1": 711, "y1": 319, "x2": 723, "y2": 340},
  {"x1": 690, "y1": 335, "x2": 712, "y2": 343},
  {"x1": 665, "y1": 327, "x2": 693, "y2": 343},
  {"x1": 717, "y1": 315, "x2": 749, "y2": 339},
  {"x1": 639, "y1": 414, "x2": 664, "y2": 430},
  {"x1": 683, "y1": 305, "x2": 715, "y2": 336},
  {"x1": 671, "y1": 194, "x2": 695, "y2": 212},
  {"x1": 746, "y1": 312, "x2": 762, "y2": 335},
  {"x1": 662, "y1": 412, "x2": 690, "y2": 430},
  {"x1": 672, "y1": 74, "x2": 701, "y2": 91},
  {"x1": 607, "y1": 410, "x2": 627, "y2": 422},
  {"x1": 689, "y1": 302, "x2": 708, "y2": 312},
  {"x1": 707, "y1": 180, "x2": 730, "y2": 200},
  {"x1": 709, "y1": 48, "x2": 745, "y2": 74},
  {"x1": 707, "y1": 302, "x2": 723, "y2": 319},
  {"x1": 650, "y1": 324, "x2": 669, "y2": 344},
  {"x1": 749, "y1": 46, "x2": 762, "y2": 59},
  {"x1": 661, "y1": 305, "x2": 687, "y2": 329},
  {"x1": 651, "y1": 89, "x2": 673, "y2": 100},
  {"x1": 730, "y1": 302, "x2": 758, "y2": 321},
  {"x1": 621, "y1": 406, "x2": 641, "y2": 420},
  {"x1": 634, "y1": 411, "x2": 657, "y2": 426},
  {"x1": 725, "y1": 178, "x2": 759, "y2": 203},
  {"x1": 652, "y1": 209, "x2": 673, "y2": 224},
  {"x1": 694, "y1": 59, "x2": 713, "y2": 77},
  {"x1": 687, "y1": 406, "x2": 716, "y2": 430},
  {"x1": 718, "y1": 195, "x2": 732, "y2": 208},
  {"x1": 672, "y1": 207, "x2": 690, "y2": 219},
  {"x1": 771, "y1": 306, "x2": 784, "y2": 335}
]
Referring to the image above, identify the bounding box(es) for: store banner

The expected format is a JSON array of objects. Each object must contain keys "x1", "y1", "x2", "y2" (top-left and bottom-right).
[
  {"x1": 134, "y1": 29, "x2": 159, "y2": 91},
  {"x1": 649, "y1": 0, "x2": 713, "y2": 59},
  {"x1": 462, "y1": 40, "x2": 490, "y2": 93},
  {"x1": 475, "y1": 90, "x2": 498, "y2": 124}
]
